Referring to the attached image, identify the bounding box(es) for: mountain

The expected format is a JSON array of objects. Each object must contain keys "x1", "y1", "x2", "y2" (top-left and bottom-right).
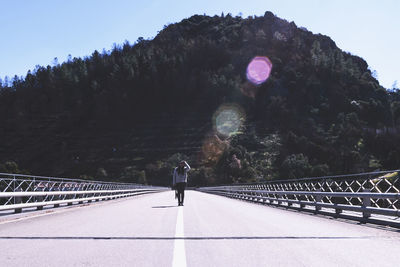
[{"x1": 1, "y1": 12, "x2": 400, "y2": 186}]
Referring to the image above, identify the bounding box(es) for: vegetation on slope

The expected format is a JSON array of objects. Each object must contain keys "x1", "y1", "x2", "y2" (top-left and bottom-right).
[{"x1": 1, "y1": 12, "x2": 400, "y2": 185}]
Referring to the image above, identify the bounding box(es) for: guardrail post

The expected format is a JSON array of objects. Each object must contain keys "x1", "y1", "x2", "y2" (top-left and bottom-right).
[
  {"x1": 260, "y1": 192, "x2": 266, "y2": 203},
  {"x1": 275, "y1": 192, "x2": 281, "y2": 206},
  {"x1": 253, "y1": 191, "x2": 258, "y2": 202},
  {"x1": 36, "y1": 186, "x2": 44, "y2": 211},
  {"x1": 14, "y1": 184, "x2": 22, "y2": 213},
  {"x1": 315, "y1": 190, "x2": 321, "y2": 213},
  {"x1": 335, "y1": 206, "x2": 342, "y2": 216},
  {"x1": 257, "y1": 192, "x2": 261, "y2": 202},
  {"x1": 362, "y1": 189, "x2": 371, "y2": 219}
]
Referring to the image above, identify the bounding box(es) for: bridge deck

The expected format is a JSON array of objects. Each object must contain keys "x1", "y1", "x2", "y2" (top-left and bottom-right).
[{"x1": 0, "y1": 191, "x2": 399, "y2": 266}]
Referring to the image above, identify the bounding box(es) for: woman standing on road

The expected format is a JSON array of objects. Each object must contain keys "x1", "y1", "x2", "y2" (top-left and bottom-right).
[{"x1": 172, "y1": 160, "x2": 190, "y2": 206}]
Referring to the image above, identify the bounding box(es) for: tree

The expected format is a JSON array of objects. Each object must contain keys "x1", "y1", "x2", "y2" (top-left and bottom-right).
[
  {"x1": 120, "y1": 167, "x2": 147, "y2": 184},
  {"x1": 0, "y1": 161, "x2": 23, "y2": 174},
  {"x1": 281, "y1": 154, "x2": 312, "y2": 179}
]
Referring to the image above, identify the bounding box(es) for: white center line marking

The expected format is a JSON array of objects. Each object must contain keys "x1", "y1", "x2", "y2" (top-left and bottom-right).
[{"x1": 172, "y1": 207, "x2": 186, "y2": 267}]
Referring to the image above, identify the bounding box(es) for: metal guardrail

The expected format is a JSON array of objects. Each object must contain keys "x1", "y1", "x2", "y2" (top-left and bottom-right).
[
  {"x1": 197, "y1": 170, "x2": 400, "y2": 227},
  {"x1": 0, "y1": 173, "x2": 167, "y2": 214}
]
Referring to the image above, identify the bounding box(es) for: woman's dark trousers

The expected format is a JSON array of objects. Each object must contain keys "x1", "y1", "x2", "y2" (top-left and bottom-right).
[{"x1": 176, "y1": 182, "x2": 187, "y2": 205}]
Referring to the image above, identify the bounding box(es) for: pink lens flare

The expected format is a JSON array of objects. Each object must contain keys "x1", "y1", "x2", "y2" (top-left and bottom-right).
[{"x1": 246, "y1": 56, "x2": 272, "y2": 85}]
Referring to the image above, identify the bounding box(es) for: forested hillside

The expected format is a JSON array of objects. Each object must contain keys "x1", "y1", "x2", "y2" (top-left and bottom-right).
[{"x1": 1, "y1": 12, "x2": 400, "y2": 186}]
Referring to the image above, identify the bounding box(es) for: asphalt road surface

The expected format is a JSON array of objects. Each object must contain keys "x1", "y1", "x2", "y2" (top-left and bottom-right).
[{"x1": 0, "y1": 191, "x2": 399, "y2": 267}]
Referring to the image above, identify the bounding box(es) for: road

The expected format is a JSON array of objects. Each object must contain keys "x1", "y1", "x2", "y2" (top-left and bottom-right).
[{"x1": 0, "y1": 191, "x2": 399, "y2": 267}]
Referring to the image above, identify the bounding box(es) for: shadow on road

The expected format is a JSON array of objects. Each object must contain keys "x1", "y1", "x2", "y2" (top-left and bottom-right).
[
  {"x1": 152, "y1": 205, "x2": 177, "y2": 209},
  {"x1": 0, "y1": 236, "x2": 385, "y2": 240}
]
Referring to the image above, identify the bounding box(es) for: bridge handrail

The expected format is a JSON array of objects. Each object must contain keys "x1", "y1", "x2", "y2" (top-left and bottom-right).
[
  {"x1": 197, "y1": 170, "x2": 400, "y2": 227},
  {"x1": 0, "y1": 188, "x2": 159, "y2": 198},
  {"x1": 200, "y1": 188, "x2": 400, "y2": 200},
  {"x1": 0, "y1": 172, "x2": 168, "y2": 214},
  {"x1": 0, "y1": 172, "x2": 148, "y2": 187},
  {"x1": 210, "y1": 169, "x2": 400, "y2": 186}
]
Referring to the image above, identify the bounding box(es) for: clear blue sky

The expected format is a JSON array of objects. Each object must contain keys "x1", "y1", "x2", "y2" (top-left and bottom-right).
[{"x1": 0, "y1": 0, "x2": 398, "y2": 88}]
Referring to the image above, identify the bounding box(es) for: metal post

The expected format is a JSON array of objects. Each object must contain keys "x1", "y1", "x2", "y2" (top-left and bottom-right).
[
  {"x1": 259, "y1": 193, "x2": 265, "y2": 203},
  {"x1": 315, "y1": 190, "x2": 322, "y2": 213},
  {"x1": 36, "y1": 182, "x2": 44, "y2": 210},
  {"x1": 53, "y1": 188, "x2": 60, "y2": 207},
  {"x1": 335, "y1": 206, "x2": 342, "y2": 216},
  {"x1": 362, "y1": 189, "x2": 371, "y2": 219},
  {"x1": 14, "y1": 179, "x2": 22, "y2": 213}
]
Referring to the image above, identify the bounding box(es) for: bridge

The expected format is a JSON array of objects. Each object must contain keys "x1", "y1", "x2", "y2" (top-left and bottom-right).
[{"x1": 1, "y1": 171, "x2": 400, "y2": 266}]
